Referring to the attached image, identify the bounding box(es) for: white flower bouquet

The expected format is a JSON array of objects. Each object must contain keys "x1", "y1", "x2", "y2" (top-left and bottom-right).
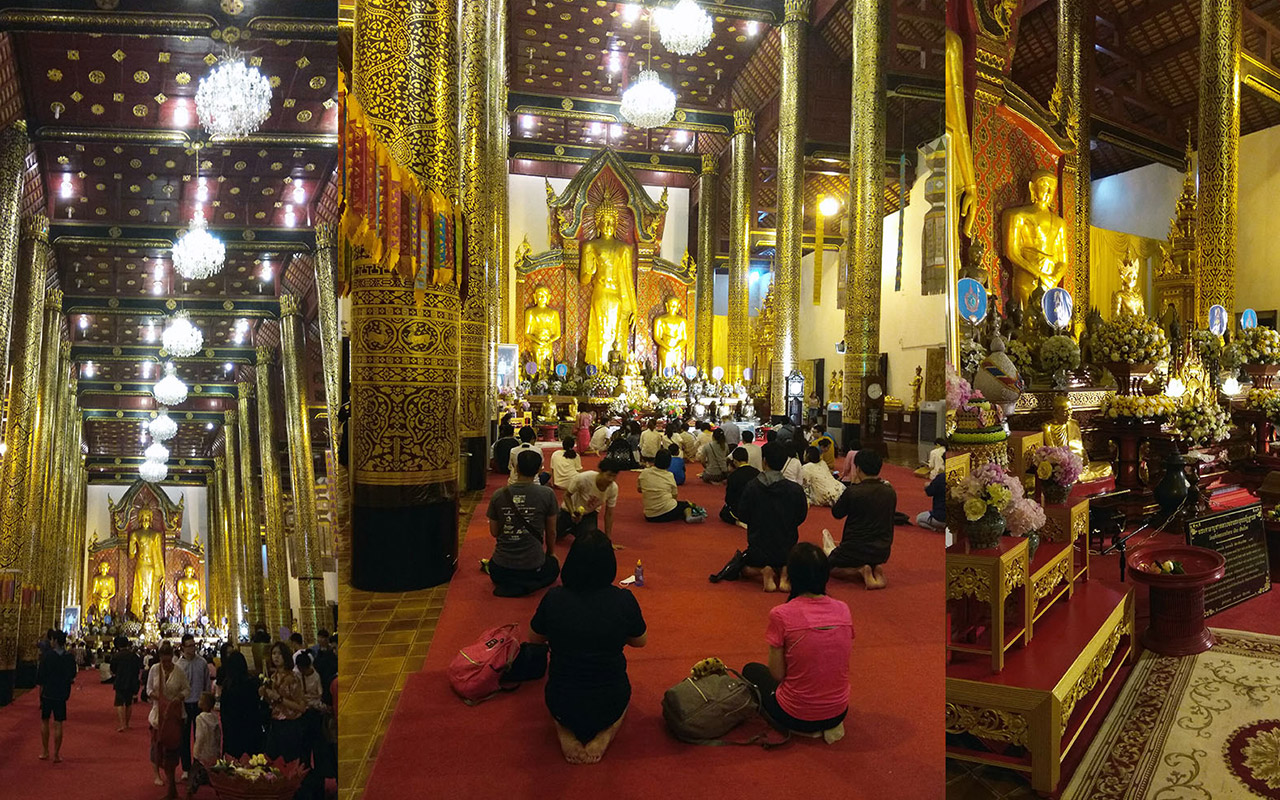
[
  {"x1": 1006, "y1": 339, "x2": 1033, "y2": 374},
  {"x1": 1237, "y1": 326, "x2": 1280, "y2": 365},
  {"x1": 1099, "y1": 393, "x2": 1178, "y2": 420},
  {"x1": 1040, "y1": 335, "x2": 1081, "y2": 374},
  {"x1": 1171, "y1": 392, "x2": 1231, "y2": 445},
  {"x1": 1246, "y1": 388, "x2": 1280, "y2": 425},
  {"x1": 1091, "y1": 315, "x2": 1170, "y2": 365},
  {"x1": 1189, "y1": 329, "x2": 1223, "y2": 365}
]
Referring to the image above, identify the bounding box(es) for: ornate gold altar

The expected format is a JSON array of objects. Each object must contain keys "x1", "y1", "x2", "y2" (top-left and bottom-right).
[
  {"x1": 87, "y1": 481, "x2": 205, "y2": 624},
  {"x1": 514, "y1": 148, "x2": 694, "y2": 371}
]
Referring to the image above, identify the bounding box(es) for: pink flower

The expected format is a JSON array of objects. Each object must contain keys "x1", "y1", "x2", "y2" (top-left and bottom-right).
[{"x1": 1005, "y1": 497, "x2": 1046, "y2": 537}]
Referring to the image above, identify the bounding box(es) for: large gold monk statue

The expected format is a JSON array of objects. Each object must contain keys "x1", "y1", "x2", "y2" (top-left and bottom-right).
[
  {"x1": 581, "y1": 204, "x2": 637, "y2": 367},
  {"x1": 89, "y1": 560, "x2": 116, "y2": 621},
  {"x1": 176, "y1": 564, "x2": 201, "y2": 623},
  {"x1": 523, "y1": 285, "x2": 562, "y2": 369},
  {"x1": 1112, "y1": 247, "x2": 1145, "y2": 318},
  {"x1": 128, "y1": 508, "x2": 165, "y2": 620},
  {"x1": 1042, "y1": 394, "x2": 1112, "y2": 481},
  {"x1": 652, "y1": 297, "x2": 688, "y2": 374},
  {"x1": 1002, "y1": 169, "x2": 1069, "y2": 312}
]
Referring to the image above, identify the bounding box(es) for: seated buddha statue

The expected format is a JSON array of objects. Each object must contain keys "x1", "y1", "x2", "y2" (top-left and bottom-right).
[
  {"x1": 1042, "y1": 394, "x2": 1112, "y2": 481},
  {"x1": 1002, "y1": 169, "x2": 1069, "y2": 313},
  {"x1": 523, "y1": 286, "x2": 561, "y2": 371},
  {"x1": 652, "y1": 297, "x2": 689, "y2": 374},
  {"x1": 1112, "y1": 248, "x2": 1145, "y2": 318}
]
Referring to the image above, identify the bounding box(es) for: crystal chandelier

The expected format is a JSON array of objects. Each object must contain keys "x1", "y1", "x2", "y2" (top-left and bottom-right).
[
  {"x1": 172, "y1": 210, "x2": 225, "y2": 281},
  {"x1": 656, "y1": 0, "x2": 714, "y2": 56},
  {"x1": 195, "y1": 56, "x2": 273, "y2": 138},
  {"x1": 148, "y1": 408, "x2": 177, "y2": 442},
  {"x1": 161, "y1": 311, "x2": 204, "y2": 357},
  {"x1": 144, "y1": 442, "x2": 170, "y2": 462},
  {"x1": 153, "y1": 362, "x2": 189, "y2": 406},
  {"x1": 139, "y1": 459, "x2": 168, "y2": 483},
  {"x1": 620, "y1": 68, "x2": 676, "y2": 129}
]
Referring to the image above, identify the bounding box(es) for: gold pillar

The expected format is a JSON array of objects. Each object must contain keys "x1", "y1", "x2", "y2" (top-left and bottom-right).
[
  {"x1": 1197, "y1": 0, "x2": 1241, "y2": 323},
  {"x1": 695, "y1": 154, "x2": 718, "y2": 374},
  {"x1": 64, "y1": 394, "x2": 80, "y2": 616},
  {"x1": 772, "y1": 0, "x2": 810, "y2": 413},
  {"x1": 842, "y1": 0, "x2": 887, "y2": 443},
  {"x1": 236, "y1": 382, "x2": 264, "y2": 627},
  {"x1": 352, "y1": 0, "x2": 462, "y2": 591},
  {"x1": 3, "y1": 216, "x2": 51, "y2": 666},
  {"x1": 69, "y1": 448, "x2": 86, "y2": 613},
  {"x1": 255, "y1": 346, "x2": 291, "y2": 634},
  {"x1": 47, "y1": 352, "x2": 71, "y2": 623},
  {"x1": 279, "y1": 294, "x2": 327, "y2": 640},
  {"x1": 30, "y1": 294, "x2": 65, "y2": 634},
  {"x1": 0, "y1": 123, "x2": 27, "y2": 416},
  {"x1": 205, "y1": 461, "x2": 223, "y2": 623},
  {"x1": 1059, "y1": 0, "x2": 1091, "y2": 319},
  {"x1": 222, "y1": 409, "x2": 246, "y2": 635},
  {"x1": 211, "y1": 457, "x2": 233, "y2": 626},
  {"x1": 727, "y1": 109, "x2": 755, "y2": 382},
  {"x1": 313, "y1": 224, "x2": 343, "y2": 444}
]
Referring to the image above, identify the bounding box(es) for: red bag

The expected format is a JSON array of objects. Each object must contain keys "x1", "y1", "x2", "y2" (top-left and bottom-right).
[
  {"x1": 447, "y1": 623, "x2": 522, "y2": 705},
  {"x1": 157, "y1": 697, "x2": 185, "y2": 749}
]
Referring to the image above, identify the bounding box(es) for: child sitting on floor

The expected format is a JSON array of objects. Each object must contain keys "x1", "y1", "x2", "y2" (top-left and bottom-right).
[
  {"x1": 666, "y1": 443, "x2": 686, "y2": 486},
  {"x1": 637, "y1": 449, "x2": 707, "y2": 523}
]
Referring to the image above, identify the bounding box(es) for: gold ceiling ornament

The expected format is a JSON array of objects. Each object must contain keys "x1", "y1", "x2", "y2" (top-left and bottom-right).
[
  {"x1": 89, "y1": 70, "x2": 106, "y2": 84},
  {"x1": 133, "y1": 104, "x2": 150, "y2": 117},
  {"x1": 134, "y1": 70, "x2": 150, "y2": 84},
  {"x1": 47, "y1": 69, "x2": 62, "y2": 81},
  {"x1": 176, "y1": 72, "x2": 191, "y2": 85},
  {"x1": 111, "y1": 49, "x2": 126, "y2": 63},
  {"x1": 158, "y1": 52, "x2": 170, "y2": 63},
  {"x1": 309, "y1": 76, "x2": 326, "y2": 90},
  {"x1": 71, "y1": 91, "x2": 83, "y2": 102}
]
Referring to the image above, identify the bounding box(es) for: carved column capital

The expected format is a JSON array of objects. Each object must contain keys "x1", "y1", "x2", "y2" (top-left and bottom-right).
[
  {"x1": 278, "y1": 292, "x2": 301, "y2": 318},
  {"x1": 732, "y1": 108, "x2": 754, "y2": 135},
  {"x1": 21, "y1": 213, "x2": 49, "y2": 243},
  {"x1": 255, "y1": 344, "x2": 274, "y2": 366},
  {"x1": 314, "y1": 222, "x2": 337, "y2": 249}
]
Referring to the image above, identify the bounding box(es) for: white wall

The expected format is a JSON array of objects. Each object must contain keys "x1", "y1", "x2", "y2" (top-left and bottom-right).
[
  {"x1": 1090, "y1": 124, "x2": 1280, "y2": 312},
  {"x1": 86, "y1": 483, "x2": 208, "y2": 547}
]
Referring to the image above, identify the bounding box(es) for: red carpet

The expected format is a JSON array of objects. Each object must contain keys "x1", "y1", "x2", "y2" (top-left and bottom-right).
[
  {"x1": 0, "y1": 674, "x2": 165, "y2": 797},
  {"x1": 363, "y1": 458, "x2": 945, "y2": 800}
]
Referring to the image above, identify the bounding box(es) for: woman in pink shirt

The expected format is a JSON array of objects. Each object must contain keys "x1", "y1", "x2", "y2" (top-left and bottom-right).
[{"x1": 742, "y1": 543, "x2": 852, "y2": 740}]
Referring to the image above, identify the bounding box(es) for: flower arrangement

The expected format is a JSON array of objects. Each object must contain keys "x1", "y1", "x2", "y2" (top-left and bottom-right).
[
  {"x1": 1246, "y1": 388, "x2": 1280, "y2": 424},
  {"x1": 585, "y1": 373, "x2": 619, "y2": 397},
  {"x1": 561, "y1": 379, "x2": 580, "y2": 395},
  {"x1": 516, "y1": 379, "x2": 532, "y2": 396},
  {"x1": 1028, "y1": 445, "x2": 1084, "y2": 487},
  {"x1": 208, "y1": 754, "x2": 307, "y2": 799},
  {"x1": 1006, "y1": 339, "x2": 1033, "y2": 375},
  {"x1": 1171, "y1": 391, "x2": 1231, "y2": 446},
  {"x1": 1040, "y1": 335, "x2": 1081, "y2": 374},
  {"x1": 1098, "y1": 393, "x2": 1178, "y2": 420},
  {"x1": 1222, "y1": 342, "x2": 1246, "y2": 373},
  {"x1": 123, "y1": 621, "x2": 142, "y2": 636},
  {"x1": 949, "y1": 462, "x2": 1024, "y2": 522},
  {"x1": 946, "y1": 363, "x2": 980, "y2": 412},
  {"x1": 1004, "y1": 497, "x2": 1046, "y2": 537},
  {"x1": 1091, "y1": 315, "x2": 1170, "y2": 364},
  {"x1": 1237, "y1": 326, "x2": 1280, "y2": 365},
  {"x1": 531, "y1": 379, "x2": 550, "y2": 395},
  {"x1": 650, "y1": 375, "x2": 686, "y2": 398},
  {"x1": 548, "y1": 380, "x2": 563, "y2": 395},
  {"x1": 960, "y1": 338, "x2": 987, "y2": 376},
  {"x1": 160, "y1": 621, "x2": 182, "y2": 637},
  {"x1": 657, "y1": 397, "x2": 685, "y2": 416},
  {"x1": 1189, "y1": 329, "x2": 1223, "y2": 365}
]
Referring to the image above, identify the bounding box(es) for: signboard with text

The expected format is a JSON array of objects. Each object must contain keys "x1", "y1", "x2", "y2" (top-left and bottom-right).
[{"x1": 1186, "y1": 503, "x2": 1271, "y2": 616}]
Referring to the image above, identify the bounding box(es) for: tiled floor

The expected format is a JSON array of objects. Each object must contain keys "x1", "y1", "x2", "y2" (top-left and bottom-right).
[
  {"x1": 336, "y1": 489, "x2": 483, "y2": 800},
  {"x1": 945, "y1": 759, "x2": 1036, "y2": 799}
]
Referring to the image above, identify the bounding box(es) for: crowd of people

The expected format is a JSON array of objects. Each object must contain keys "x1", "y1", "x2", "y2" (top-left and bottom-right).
[
  {"x1": 33, "y1": 625, "x2": 338, "y2": 799},
  {"x1": 484, "y1": 410, "x2": 942, "y2": 763}
]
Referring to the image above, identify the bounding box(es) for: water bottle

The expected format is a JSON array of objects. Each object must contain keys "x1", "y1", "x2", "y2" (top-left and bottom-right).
[{"x1": 634, "y1": 559, "x2": 645, "y2": 587}]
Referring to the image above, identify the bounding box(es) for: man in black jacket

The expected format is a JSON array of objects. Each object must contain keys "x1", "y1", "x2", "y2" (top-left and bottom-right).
[
  {"x1": 826, "y1": 449, "x2": 897, "y2": 589},
  {"x1": 37, "y1": 629, "x2": 77, "y2": 762},
  {"x1": 719, "y1": 447, "x2": 759, "y2": 526},
  {"x1": 711, "y1": 442, "x2": 808, "y2": 592}
]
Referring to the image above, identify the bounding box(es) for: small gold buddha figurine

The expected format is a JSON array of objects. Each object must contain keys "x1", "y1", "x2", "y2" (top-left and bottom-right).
[
  {"x1": 541, "y1": 398, "x2": 558, "y2": 420},
  {"x1": 89, "y1": 560, "x2": 116, "y2": 621},
  {"x1": 1042, "y1": 394, "x2": 1112, "y2": 481},
  {"x1": 1002, "y1": 169, "x2": 1069, "y2": 313},
  {"x1": 523, "y1": 285, "x2": 562, "y2": 370},
  {"x1": 1112, "y1": 246, "x2": 1145, "y2": 318},
  {"x1": 909, "y1": 365, "x2": 924, "y2": 411},
  {"x1": 581, "y1": 204, "x2": 637, "y2": 367},
  {"x1": 652, "y1": 297, "x2": 689, "y2": 374},
  {"x1": 176, "y1": 564, "x2": 201, "y2": 623}
]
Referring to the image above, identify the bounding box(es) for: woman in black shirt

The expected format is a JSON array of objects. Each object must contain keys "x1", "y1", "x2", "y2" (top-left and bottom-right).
[
  {"x1": 529, "y1": 530, "x2": 647, "y2": 764},
  {"x1": 217, "y1": 651, "x2": 265, "y2": 758}
]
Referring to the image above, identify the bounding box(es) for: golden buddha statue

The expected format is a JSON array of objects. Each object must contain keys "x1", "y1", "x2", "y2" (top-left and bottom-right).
[
  {"x1": 176, "y1": 564, "x2": 201, "y2": 623},
  {"x1": 909, "y1": 365, "x2": 924, "y2": 411},
  {"x1": 523, "y1": 285, "x2": 562, "y2": 370},
  {"x1": 1002, "y1": 169, "x2": 1069, "y2": 312},
  {"x1": 1042, "y1": 394, "x2": 1112, "y2": 481},
  {"x1": 945, "y1": 28, "x2": 977, "y2": 240},
  {"x1": 652, "y1": 297, "x2": 689, "y2": 374},
  {"x1": 581, "y1": 204, "x2": 637, "y2": 367},
  {"x1": 89, "y1": 560, "x2": 116, "y2": 621},
  {"x1": 128, "y1": 508, "x2": 165, "y2": 620},
  {"x1": 1112, "y1": 247, "x2": 1145, "y2": 318}
]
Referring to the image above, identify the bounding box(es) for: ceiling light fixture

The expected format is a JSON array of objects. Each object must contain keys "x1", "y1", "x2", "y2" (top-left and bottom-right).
[
  {"x1": 153, "y1": 361, "x2": 189, "y2": 406},
  {"x1": 747, "y1": 20, "x2": 759, "y2": 36},
  {"x1": 83, "y1": 361, "x2": 95, "y2": 378},
  {"x1": 620, "y1": 67, "x2": 676, "y2": 129},
  {"x1": 622, "y1": 3, "x2": 641, "y2": 22},
  {"x1": 149, "y1": 407, "x2": 178, "y2": 442},
  {"x1": 161, "y1": 310, "x2": 204, "y2": 357},
  {"x1": 195, "y1": 53, "x2": 273, "y2": 138},
  {"x1": 656, "y1": 0, "x2": 714, "y2": 56},
  {"x1": 60, "y1": 174, "x2": 73, "y2": 199},
  {"x1": 284, "y1": 206, "x2": 296, "y2": 227},
  {"x1": 173, "y1": 99, "x2": 191, "y2": 127},
  {"x1": 139, "y1": 459, "x2": 168, "y2": 483},
  {"x1": 292, "y1": 183, "x2": 305, "y2": 204},
  {"x1": 172, "y1": 208, "x2": 225, "y2": 280},
  {"x1": 144, "y1": 441, "x2": 170, "y2": 462},
  {"x1": 206, "y1": 422, "x2": 215, "y2": 431}
]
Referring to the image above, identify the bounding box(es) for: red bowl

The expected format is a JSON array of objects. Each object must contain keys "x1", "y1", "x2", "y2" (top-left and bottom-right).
[{"x1": 1127, "y1": 544, "x2": 1226, "y2": 588}]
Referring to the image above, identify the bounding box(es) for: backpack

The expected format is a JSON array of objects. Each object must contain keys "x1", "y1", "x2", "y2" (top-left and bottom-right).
[
  {"x1": 447, "y1": 623, "x2": 523, "y2": 705},
  {"x1": 661, "y1": 658, "x2": 788, "y2": 747}
]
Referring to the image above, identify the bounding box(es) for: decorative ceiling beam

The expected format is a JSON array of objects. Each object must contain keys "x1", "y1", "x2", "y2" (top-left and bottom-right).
[
  {"x1": 1241, "y1": 52, "x2": 1280, "y2": 107},
  {"x1": 89, "y1": 472, "x2": 208, "y2": 485},
  {"x1": 508, "y1": 140, "x2": 701, "y2": 175},
  {"x1": 78, "y1": 379, "x2": 237, "y2": 398},
  {"x1": 32, "y1": 127, "x2": 338, "y2": 149},
  {"x1": 87, "y1": 454, "x2": 212, "y2": 470},
  {"x1": 50, "y1": 222, "x2": 315, "y2": 252},
  {"x1": 1091, "y1": 115, "x2": 1185, "y2": 169},
  {"x1": 71, "y1": 343, "x2": 259, "y2": 363},
  {"x1": 0, "y1": 2, "x2": 336, "y2": 41},
  {"x1": 509, "y1": 92, "x2": 734, "y2": 134},
  {"x1": 63, "y1": 295, "x2": 280, "y2": 318},
  {"x1": 82, "y1": 408, "x2": 226, "y2": 423}
]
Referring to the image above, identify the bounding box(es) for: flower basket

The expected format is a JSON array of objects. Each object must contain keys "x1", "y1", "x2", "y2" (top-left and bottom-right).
[
  {"x1": 1245, "y1": 364, "x2": 1280, "y2": 391},
  {"x1": 208, "y1": 756, "x2": 307, "y2": 800},
  {"x1": 1106, "y1": 362, "x2": 1156, "y2": 396},
  {"x1": 963, "y1": 508, "x2": 1006, "y2": 550}
]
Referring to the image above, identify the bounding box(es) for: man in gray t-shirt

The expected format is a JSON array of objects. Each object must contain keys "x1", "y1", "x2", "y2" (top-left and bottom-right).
[{"x1": 485, "y1": 449, "x2": 560, "y2": 597}]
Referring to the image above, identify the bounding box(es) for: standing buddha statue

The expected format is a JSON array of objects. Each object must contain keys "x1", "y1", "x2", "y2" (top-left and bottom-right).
[
  {"x1": 523, "y1": 285, "x2": 562, "y2": 370},
  {"x1": 652, "y1": 297, "x2": 688, "y2": 374},
  {"x1": 89, "y1": 560, "x2": 116, "y2": 622},
  {"x1": 581, "y1": 204, "x2": 637, "y2": 367},
  {"x1": 128, "y1": 508, "x2": 165, "y2": 620},
  {"x1": 176, "y1": 564, "x2": 201, "y2": 624}
]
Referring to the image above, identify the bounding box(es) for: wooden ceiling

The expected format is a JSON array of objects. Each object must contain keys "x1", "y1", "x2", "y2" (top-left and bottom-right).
[{"x1": 1010, "y1": 0, "x2": 1280, "y2": 178}]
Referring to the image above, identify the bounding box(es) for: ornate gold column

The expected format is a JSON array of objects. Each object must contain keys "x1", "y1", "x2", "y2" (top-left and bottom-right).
[
  {"x1": 60, "y1": 400, "x2": 81, "y2": 617},
  {"x1": 1059, "y1": 0, "x2": 1091, "y2": 318},
  {"x1": 254, "y1": 346, "x2": 291, "y2": 634},
  {"x1": 351, "y1": 0, "x2": 462, "y2": 591},
  {"x1": 222, "y1": 409, "x2": 246, "y2": 635},
  {"x1": 695, "y1": 154, "x2": 717, "y2": 374},
  {"x1": 313, "y1": 225, "x2": 343, "y2": 444},
  {"x1": 279, "y1": 294, "x2": 327, "y2": 640},
  {"x1": 1197, "y1": 0, "x2": 1241, "y2": 323},
  {"x1": 211, "y1": 457, "x2": 234, "y2": 626},
  {"x1": 205, "y1": 461, "x2": 223, "y2": 623},
  {"x1": 30, "y1": 294, "x2": 65, "y2": 634},
  {"x1": 842, "y1": 0, "x2": 887, "y2": 446},
  {"x1": 236, "y1": 382, "x2": 264, "y2": 627},
  {"x1": 0, "y1": 124, "x2": 27, "y2": 413},
  {"x1": 47, "y1": 352, "x2": 71, "y2": 624},
  {"x1": 727, "y1": 108, "x2": 755, "y2": 383},
  {"x1": 771, "y1": 0, "x2": 810, "y2": 415},
  {"x1": 496, "y1": 86, "x2": 510, "y2": 345}
]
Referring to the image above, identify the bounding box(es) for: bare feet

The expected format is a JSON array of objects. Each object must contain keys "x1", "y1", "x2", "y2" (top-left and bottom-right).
[
  {"x1": 870, "y1": 566, "x2": 887, "y2": 589},
  {"x1": 154, "y1": 776, "x2": 165, "y2": 786},
  {"x1": 762, "y1": 566, "x2": 778, "y2": 593},
  {"x1": 556, "y1": 722, "x2": 592, "y2": 764},
  {"x1": 52, "y1": 755, "x2": 62, "y2": 763},
  {"x1": 38, "y1": 753, "x2": 48, "y2": 760},
  {"x1": 117, "y1": 727, "x2": 126, "y2": 732},
  {"x1": 778, "y1": 568, "x2": 791, "y2": 595}
]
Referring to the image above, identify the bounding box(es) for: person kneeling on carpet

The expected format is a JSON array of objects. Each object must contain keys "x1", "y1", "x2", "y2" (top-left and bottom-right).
[
  {"x1": 800, "y1": 445, "x2": 846, "y2": 508},
  {"x1": 742, "y1": 543, "x2": 851, "y2": 743},
  {"x1": 484, "y1": 450, "x2": 561, "y2": 597},
  {"x1": 558, "y1": 458, "x2": 625, "y2": 540},
  {"x1": 823, "y1": 449, "x2": 897, "y2": 590},
  {"x1": 637, "y1": 449, "x2": 707, "y2": 524},
  {"x1": 527, "y1": 530, "x2": 647, "y2": 764},
  {"x1": 718, "y1": 447, "x2": 759, "y2": 526},
  {"x1": 917, "y1": 470, "x2": 947, "y2": 532},
  {"x1": 710, "y1": 442, "x2": 808, "y2": 592}
]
